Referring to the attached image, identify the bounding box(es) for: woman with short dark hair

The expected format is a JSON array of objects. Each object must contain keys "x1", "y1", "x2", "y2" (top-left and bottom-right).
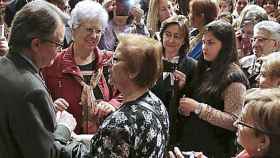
[{"x1": 151, "y1": 15, "x2": 196, "y2": 148}]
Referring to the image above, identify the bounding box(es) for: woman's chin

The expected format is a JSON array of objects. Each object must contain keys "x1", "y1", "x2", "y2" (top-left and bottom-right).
[{"x1": 85, "y1": 44, "x2": 97, "y2": 51}]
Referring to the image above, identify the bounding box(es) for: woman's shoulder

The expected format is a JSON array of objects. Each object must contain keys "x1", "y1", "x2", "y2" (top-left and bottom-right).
[
  {"x1": 179, "y1": 56, "x2": 197, "y2": 73},
  {"x1": 226, "y1": 63, "x2": 246, "y2": 76},
  {"x1": 126, "y1": 92, "x2": 169, "y2": 125},
  {"x1": 225, "y1": 63, "x2": 249, "y2": 87},
  {"x1": 180, "y1": 56, "x2": 197, "y2": 65},
  {"x1": 102, "y1": 96, "x2": 167, "y2": 130}
]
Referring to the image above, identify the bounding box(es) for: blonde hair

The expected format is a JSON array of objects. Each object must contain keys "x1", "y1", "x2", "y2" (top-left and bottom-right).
[{"x1": 147, "y1": 0, "x2": 160, "y2": 35}]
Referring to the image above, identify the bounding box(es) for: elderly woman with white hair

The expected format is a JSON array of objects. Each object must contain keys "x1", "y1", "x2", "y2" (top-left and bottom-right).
[
  {"x1": 240, "y1": 20, "x2": 280, "y2": 88},
  {"x1": 42, "y1": 0, "x2": 120, "y2": 134}
]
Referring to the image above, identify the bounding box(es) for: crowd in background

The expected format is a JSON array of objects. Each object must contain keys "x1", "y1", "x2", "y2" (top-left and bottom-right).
[{"x1": 0, "y1": 0, "x2": 280, "y2": 157}]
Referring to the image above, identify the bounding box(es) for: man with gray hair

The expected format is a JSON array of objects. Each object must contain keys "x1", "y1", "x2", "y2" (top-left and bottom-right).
[
  {"x1": 240, "y1": 20, "x2": 280, "y2": 87},
  {"x1": 0, "y1": 1, "x2": 79, "y2": 158},
  {"x1": 235, "y1": 4, "x2": 268, "y2": 57}
]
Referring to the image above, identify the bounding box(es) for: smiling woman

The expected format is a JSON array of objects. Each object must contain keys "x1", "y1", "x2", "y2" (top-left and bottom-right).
[
  {"x1": 169, "y1": 88, "x2": 280, "y2": 158},
  {"x1": 42, "y1": 0, "x2": 121, "y2": 134},
  {"x1": 234, "y1": 88, "x2": 280, "y2": 158},
  {"x1": 151, "y1": 15, "x2": 196, "y2": 147}
]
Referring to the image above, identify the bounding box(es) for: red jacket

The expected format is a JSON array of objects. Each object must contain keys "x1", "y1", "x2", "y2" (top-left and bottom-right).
[{"x1": 42, "y1": 44, "x2": 120, "y2": 134}]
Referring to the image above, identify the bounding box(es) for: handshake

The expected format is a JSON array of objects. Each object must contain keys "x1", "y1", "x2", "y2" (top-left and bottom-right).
[
  {"x1": 54, "y1": 97, "x2": 116, "y2": 134},
  {"x1": 56, "y1": 110, "x2": 77, "y2": 132}
]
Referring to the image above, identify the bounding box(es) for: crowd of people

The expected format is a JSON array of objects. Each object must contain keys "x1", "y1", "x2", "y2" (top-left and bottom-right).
[{"x1": 0, "y1": 0, "x2": 280, "y2": 157}]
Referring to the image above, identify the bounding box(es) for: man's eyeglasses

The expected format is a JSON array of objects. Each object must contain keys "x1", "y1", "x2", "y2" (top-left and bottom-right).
[
  {"x1": 45, "y1": 39, "x2": 64, "y2": 52},
  {"x1": 230, "y1": 112, "x2": 279, "y2": 136},
  {"x1": 250, "y1": 37, "x2": 275, "y2": 43}
]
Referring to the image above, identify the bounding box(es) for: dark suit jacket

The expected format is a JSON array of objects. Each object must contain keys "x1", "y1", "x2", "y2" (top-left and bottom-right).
[{"x1": 0, "y1": 52, "x2": 72, "y2": 158}]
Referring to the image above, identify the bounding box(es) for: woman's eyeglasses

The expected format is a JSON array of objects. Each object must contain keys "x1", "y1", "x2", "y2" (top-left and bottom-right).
[
  {"x1": 81, "y1": 26, "x2": 104, "y2": 35},
  {"x1": 229, "y1": 112, "x2": 279, "y2": 136},
  {"x1": 250, "y1": 37, "x2": 275, "y2": 43},
  {"x1": 163, "y1": 31, "x2": 183, "y2": 41}
]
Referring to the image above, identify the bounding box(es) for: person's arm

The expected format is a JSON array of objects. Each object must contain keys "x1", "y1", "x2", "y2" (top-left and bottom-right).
[{"x1": 199, "y1": 82, "x2": 246, "y2": 131}]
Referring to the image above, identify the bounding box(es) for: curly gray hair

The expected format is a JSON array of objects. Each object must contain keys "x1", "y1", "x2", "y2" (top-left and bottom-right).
[{"x1": 68, "y1": 0, "x2": 108, "y2": 29}]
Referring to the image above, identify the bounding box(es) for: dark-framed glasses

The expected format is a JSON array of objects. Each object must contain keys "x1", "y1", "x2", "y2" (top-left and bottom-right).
[
  {"x1": 250, "y1": 37, "x2": 274, "y2": 43},
  {"x1": 230, "y1": 112, "x2": 280, "y2": 136},
  {"x1": 112, "y1": 55, "x2": 121, "y2": 65},
  {"x1": 163, "y1": 31, "x2": 183, "y2": 41},
  {"x1": 45, "y1": 39, "x2": 64, "y2": 52},
  {"x1": 111, "y1": 53, "x2": 126, "y2": 65}
]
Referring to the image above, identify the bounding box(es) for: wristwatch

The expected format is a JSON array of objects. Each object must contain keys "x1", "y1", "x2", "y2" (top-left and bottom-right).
[
  {"x1": 135, "y1": 23, "x2": 144, "y2": 29},
  {"x1": 194, "y1": 103, "x2": 206, "y2": 115}
]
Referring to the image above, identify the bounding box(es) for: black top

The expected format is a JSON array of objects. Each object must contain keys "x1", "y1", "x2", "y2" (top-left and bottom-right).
[
  {"x1": 151, "y1": 56, "x2": 196, "y2": 149},
  {"x1": 176, "y1": 64, "x2": 248, "y2": 158}
]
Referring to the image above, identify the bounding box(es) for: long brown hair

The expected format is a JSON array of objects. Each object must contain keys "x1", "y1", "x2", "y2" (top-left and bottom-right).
[{"x1": 192, "y1": 20, "x2": 247, "y2": 98}]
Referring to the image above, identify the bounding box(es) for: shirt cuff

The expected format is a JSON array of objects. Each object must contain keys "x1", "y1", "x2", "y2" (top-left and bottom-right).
[{"x1": 54, "y1": 124, "x2": 71, "y2": 144}]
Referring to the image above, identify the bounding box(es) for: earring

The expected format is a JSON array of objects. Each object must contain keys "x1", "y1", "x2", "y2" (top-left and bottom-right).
[{"x1": 257, "y1": 148, "x2": 261, "y2": 152}]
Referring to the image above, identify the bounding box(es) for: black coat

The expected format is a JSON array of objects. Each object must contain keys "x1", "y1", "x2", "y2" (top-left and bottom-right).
[
  {"x1": 152, "y1": 56, "x2": 196, "y2": 149},
  {"x1": 0, "y1": 52, "x2": 73, "y2": 158}
]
